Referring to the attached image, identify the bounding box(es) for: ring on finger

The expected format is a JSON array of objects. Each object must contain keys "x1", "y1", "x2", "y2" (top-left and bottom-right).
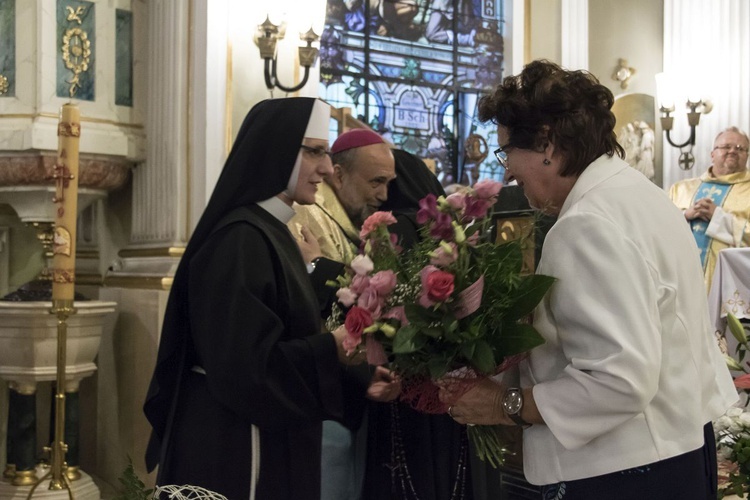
[{"x1": 448, "y1": 405, "x2": 455, "y2": 418}]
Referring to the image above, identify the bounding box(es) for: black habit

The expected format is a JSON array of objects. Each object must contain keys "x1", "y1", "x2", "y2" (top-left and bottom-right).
[{"x1": 144, "y1": 98, "x2": 367, "y2": 500}]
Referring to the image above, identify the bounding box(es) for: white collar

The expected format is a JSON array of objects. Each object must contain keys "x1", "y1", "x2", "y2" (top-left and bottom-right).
[{"x1": 257, "y1": 196, "x2": 296, "y2": 224}]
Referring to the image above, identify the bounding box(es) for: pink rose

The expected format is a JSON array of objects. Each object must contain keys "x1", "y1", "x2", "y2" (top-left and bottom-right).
[
  {"x1": 360, "y1": 211, "x2": 397, "y2": 239},
  {"x1": 345, "y1": 306, "x2": 373, "y2": 338},
  {"x1": 473, "y1": 179, "x2": 502, "y2": 199},
  {"x1": 358, "y1": 288, "x2": 384, "y2": 319},
  {"x1": 351, "y1": 254, "x2": 374, "y2": 275},
  {"x1": 419, "y1": 265, "x2": 455, "y2": 306},
  {"x1": 369, "y1": 270, "x2": 397, "y2": 295},
  {"x1": 350, "y1": 274, "x2": 371, "y2": 295},
  {"x1": 336, "y1": 287, "x2": 358, "y2": 307}
]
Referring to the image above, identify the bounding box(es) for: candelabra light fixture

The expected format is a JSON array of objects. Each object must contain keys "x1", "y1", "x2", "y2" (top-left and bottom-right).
[
  {"x1": 655, "y1": 72, "x2": 712, "y2": 170},
  {"x1": 255, "y1": 16, "x2": 320, "y2": 94}
]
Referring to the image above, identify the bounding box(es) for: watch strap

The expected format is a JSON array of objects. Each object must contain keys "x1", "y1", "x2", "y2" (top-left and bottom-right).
[{"x1": 508, "y1": 411, "x2": 531, "y2": 428}]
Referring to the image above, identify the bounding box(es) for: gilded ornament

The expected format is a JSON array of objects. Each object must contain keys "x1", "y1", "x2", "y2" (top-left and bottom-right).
[
  {"x1": 61, "y1": 27, "x2": 92, "y2": 97},
  {"x1": 464, "y1": 134, "x2": 488, "y2": 164},
  {"x1": 53, "y1": 227, "x2": 72, "y2": 257},
  {"x1": 0, "y1": 74, "x2": 8, "y2": 95},
  {"x1": 65, "y1": 5, "x2": 87, "y2": 24},
  {"x1": 52, "y1": 268, "x2": 76, "y2": 284}
]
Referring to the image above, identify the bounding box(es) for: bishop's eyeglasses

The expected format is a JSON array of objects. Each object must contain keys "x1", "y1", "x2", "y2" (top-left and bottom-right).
[
  {"x1": 713, "y1": 144, "x2": 749, "y2": 153},
  {"x1": 300, "y1": 144, "x2": 333, "y2": 159}
]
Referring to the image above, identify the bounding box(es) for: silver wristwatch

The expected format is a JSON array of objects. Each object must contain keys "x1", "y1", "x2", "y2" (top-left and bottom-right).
[{"x1": 502, "y1": 387, "x2": 531, "y2": 427}]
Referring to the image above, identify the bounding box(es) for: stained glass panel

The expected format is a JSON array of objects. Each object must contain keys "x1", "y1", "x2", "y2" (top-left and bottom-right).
[{"x1": 320, "y1": 0, "x2": 507, "y2": 186}]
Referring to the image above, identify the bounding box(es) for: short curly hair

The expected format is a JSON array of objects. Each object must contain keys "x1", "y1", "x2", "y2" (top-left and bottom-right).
[{"x1": 478, "y1": 60, "x2": 624, "y2": 177}]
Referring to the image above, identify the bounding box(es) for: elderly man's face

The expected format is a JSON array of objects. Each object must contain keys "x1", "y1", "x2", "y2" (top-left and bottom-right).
[
  {"x1": 331, "y1": 143, "x2": 396, "y2": 227},
  {"x1": 711, "y1": 130, "x2": 749, "y2": 177}
]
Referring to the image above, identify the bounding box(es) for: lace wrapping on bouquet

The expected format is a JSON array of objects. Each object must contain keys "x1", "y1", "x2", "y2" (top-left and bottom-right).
[
  {"x1": 154, "y1": 485, "x2": 229, "y2": 499},
  {"x1": 454, "y1": 275, "x2": 484, "y2": 319},
  {"x1": 400, "y1": 353, "x2": 529, "y2": 414}
]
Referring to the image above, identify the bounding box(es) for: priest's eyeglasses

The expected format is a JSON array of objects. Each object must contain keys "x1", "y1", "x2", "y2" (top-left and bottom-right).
[
  {"x1": 300, "y1": 145, "x2": 333, "y2": 159},
  {"x1": 494, "y1": 146, "x2": 510, "y2": 168},
  {"x1": 713, "y1": 144, "x2": 749, "y2": 153}
]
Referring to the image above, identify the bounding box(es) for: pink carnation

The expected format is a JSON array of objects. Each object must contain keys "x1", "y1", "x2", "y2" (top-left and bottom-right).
[
  {"x1": 360, "y1": 211, "x2": 397, "y2": 239},
  {"x1": 369, "y1": 270, "x2": 397, "y2": 295}
]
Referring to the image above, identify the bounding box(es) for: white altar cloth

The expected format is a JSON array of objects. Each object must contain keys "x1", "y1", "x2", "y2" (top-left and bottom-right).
[{"x1": 708, "y1": 248, "x2": 750, "y2": 332}]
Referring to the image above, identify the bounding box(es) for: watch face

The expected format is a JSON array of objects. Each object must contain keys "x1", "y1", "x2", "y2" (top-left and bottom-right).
[{"x1": 503, "y1": 389, "x2": 523, "y2": 415}]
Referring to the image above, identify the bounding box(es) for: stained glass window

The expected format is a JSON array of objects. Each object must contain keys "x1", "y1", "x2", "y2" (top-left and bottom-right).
[{"x1": 319, "y1": 0, "x2": 507, "y2": 186}]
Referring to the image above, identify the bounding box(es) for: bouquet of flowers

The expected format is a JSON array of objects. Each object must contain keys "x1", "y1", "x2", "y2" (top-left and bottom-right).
[
  {"x1": 717, "y1": 313, "x2": 750, "y2": 497},
  {"x1": 715, "y1": 406, "x2": 750, "y2": 499},
  {"x1": 327, "y1": 179, "x2": 554, "y2": 465}
]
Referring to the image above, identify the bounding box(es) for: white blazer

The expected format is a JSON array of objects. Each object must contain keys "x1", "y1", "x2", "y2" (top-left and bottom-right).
[{"x1": 521, "y1": 154, "x2": 738, "y2": 485}]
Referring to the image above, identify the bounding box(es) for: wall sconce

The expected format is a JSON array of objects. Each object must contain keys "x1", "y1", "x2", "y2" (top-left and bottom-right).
[
  {"x1": 255, "y1": 16, "x2": 320, "y2": 94},
  {"x1": 655, "y1": 72, "x2": 712, "y2": 169}
]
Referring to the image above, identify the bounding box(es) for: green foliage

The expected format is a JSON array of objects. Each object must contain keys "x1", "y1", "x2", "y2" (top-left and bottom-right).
[{"x1": 115, "y1": 457, "x2": 153, "y2": 500}]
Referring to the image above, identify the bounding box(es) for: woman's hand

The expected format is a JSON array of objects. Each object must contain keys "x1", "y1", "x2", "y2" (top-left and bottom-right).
[
  {"x1": 438, "y1": 378, "x2": 511, "y2": 426},
  {"x1": 366, "y1": 366, "x2": 401, "y2": 402},
  {"x1": 295, "y1": 225, "x2": 322, "y2": 265}
]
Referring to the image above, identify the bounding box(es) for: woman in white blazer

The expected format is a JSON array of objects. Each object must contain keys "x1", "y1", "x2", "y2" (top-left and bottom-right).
[{"x1": 443, "y1": 60, "x2": 738, "y2": 499}]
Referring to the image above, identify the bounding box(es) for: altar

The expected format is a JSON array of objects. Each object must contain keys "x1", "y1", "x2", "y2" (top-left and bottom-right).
[{"x1": 708, "y1": 247, "x2": 750, "y2": 341}]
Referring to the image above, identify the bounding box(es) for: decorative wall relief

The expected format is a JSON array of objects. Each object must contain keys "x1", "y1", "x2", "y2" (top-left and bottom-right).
[
  {"x1": 115, "y1": 9, "x2": 133, "y2": 106},
  {"x1": 56, "y1": 0, "x2": 95, "y2": 100},
  {"x1": 0, "y1": 0, "x2": 15, "y2": 97}
]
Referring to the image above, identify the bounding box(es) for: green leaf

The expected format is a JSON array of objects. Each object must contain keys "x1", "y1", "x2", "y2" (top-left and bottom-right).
[
  {"x1": 115, "y1": 456, "x2": 154, "y2": 500},
  {"x1": 504, "y1": 275, "x2": 556, "y2": 321},
  {"x1": 471, "y1": 340, "x2": 496, "y2": 374},
  {"x1": 728, "y1": 313, "x2": 749, "y2": 346},
  {"x1": 393, "y1": 324, "x2": 419, "y2": 353},
  {"x1": 494, "y1": 322, "x2": 545, "y2": 355},
  {"x1": 428, "y1": 356, "x2": 449, "y2": 379},
  {"x1": 404, "y1": 303, "x2": 441, "y2": 325},
  {"x1": 461, "y1": 341, "x2": 476, "y2": 359}
]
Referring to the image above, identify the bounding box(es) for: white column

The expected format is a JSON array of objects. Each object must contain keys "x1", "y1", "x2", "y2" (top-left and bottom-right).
[{"x1": 561, "y1": 0, "x2": 588, "y2": 70}]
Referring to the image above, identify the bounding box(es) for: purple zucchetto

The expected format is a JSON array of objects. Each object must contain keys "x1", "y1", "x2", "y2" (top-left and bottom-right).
[{"x1": 331, "y1": 128, "x2": 386, "y2": 155}]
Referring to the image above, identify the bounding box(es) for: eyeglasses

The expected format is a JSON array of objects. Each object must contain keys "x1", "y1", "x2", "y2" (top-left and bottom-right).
[
  {"x1": 713, "y1": 144, "x2": 749, "y2": 153},
  {"x1": 300, "y1": 144, "x2": 333, "y2": 159},
  {"x1": 494, "y1": 145, "x2": 512, "y2": 168}
]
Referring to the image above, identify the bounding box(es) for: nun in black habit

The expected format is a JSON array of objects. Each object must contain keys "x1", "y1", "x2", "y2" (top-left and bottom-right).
[
  {"x1": 363, "y1": 150, "x2": 473, "y2": 500},
  {"x1": 143, "y1": 97, "x2": 398, "y2": 500}
]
